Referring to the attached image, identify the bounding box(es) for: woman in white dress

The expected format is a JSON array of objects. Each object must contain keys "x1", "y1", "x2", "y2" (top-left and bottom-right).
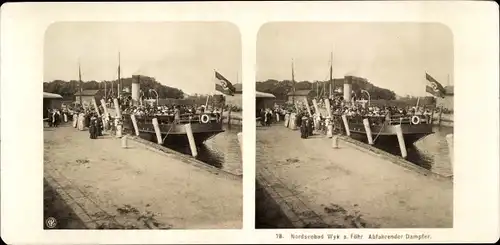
[{"x1": 77, "y1": 112, "x2": 85, "y2": 131}]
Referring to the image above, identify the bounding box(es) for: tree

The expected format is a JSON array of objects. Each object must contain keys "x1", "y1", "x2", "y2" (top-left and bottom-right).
[
  {"x1": 256, "y1": 77, "x2": 397, "y2": 100},
  {"x1": 43, "y1": 75, "x2": 185, "y2": 99}
]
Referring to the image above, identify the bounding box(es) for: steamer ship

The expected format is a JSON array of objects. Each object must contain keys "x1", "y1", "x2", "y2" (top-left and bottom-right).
[
  {"x1": 109, "y1": 54, "x2": 229, "y2": 146},
  {"x1": 122, "y1": 110, "x2": 225, "y2": 146},
  {"x1": 311, "y1": 52, "x2": 435, "y2": 147},
  {"x1": 334, "y1": 113, "x2": 434, "y2": 146},
  {"x1": 120, "y1": 75, "x2": 225, "y2": 146}
]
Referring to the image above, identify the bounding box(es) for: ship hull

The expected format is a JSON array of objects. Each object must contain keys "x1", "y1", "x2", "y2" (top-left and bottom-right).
[
  {"x1": 349, "y1": 131, "x2": 431, "y2": 146},
  {"x1": 137, "y1": 130, "x2": 222, "y2": 146},
  {"x1": 122, "y1": 113, "x2": 224, "y2": 146},
  {"x1": 347, "y1": 122, "x2": 433, "y2": 146}
]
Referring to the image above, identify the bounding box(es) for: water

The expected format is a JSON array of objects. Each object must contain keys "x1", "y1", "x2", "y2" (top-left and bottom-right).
[
  {"x1": 163, "y1": 125, "x2": 243, "y2": 176},
  {"x1": 374, "y1": 126, "x2": 454, "y2": 176}
]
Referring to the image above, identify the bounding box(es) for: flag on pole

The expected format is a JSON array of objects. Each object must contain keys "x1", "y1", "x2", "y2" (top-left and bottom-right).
[
  {"x1": 425, "y1": 72, "x2": 445, "y2": 98},
  {"x1": 215, "y1": 70, "x2": 236, "y2": 96}
]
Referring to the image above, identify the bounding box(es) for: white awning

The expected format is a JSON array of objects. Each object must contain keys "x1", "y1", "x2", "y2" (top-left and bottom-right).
[
  {"x1": 43, "y1": 92, "x2": 63, "y2": 99},
  {"x1": 256, "y1": 91, "x2": 276, "y2": 98}
]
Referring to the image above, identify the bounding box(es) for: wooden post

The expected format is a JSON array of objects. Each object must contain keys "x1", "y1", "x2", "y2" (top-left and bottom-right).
[
  {"x1": 341, "y1": 115, "x2": 350, "y2": 136},
  {"x1": 312, "y1": 99, "x2": 321, "y2": 130},
  {"x1": 237, "y1": 132, "x2": 243, "y2": 155},
  {"x1": 152, "y1": 118, "x2": 162, "y2": 144},
  {"x1": 446, "y1": 134, "x2": 453, "y2": 169},
  {"x1": 304, "y1": 98, "x2": 312, "y2": 117},
  {"x1": 100, "y1": 99, "x2": 109, "y2": 131},
  {"x1": 121, "y1": 135, "x2": 128, "y2": 148},
  {"x1": 115, "y1": 119, "x2": 122, "y2": 138},
  {"x1": 130, "y1": 114, "x2": 140, "y2": 136},
  {"x1": 363, "y1": 118, "x2": 374, "y2": 145},
  {"x1": 100, "y1": 99, "x2": 109, "y2": 119},
  {"x1": 324, "y1": 98, "x2": 332, "y2": 119},
  {"x1": 326, "y1": 120, "x2": 333, "y2": 138},
  {"x1": 184, "y1": 123, "x2": 198, "y2": 157},
  {"x1": 113, "y1": 98, "x2": 122, "y2": 119},
  {"x1": 92, "y1": 98, "x2": 101, "y2": 117},
  {"x1": 332, "y1": 135, "x2": 339, "y2": 149},
  {"x1": 429, "y1": 105, "x2": 435, "y2": 124},
  {"x1": 394, "y1": 125, "x2": 407, "y2": 158},
  {"x1": 437, "y1": 106, "x2": 443, "y2": 126},
  {"x1": 312, "y1": 99, "x2": 321, "y2": 117}
]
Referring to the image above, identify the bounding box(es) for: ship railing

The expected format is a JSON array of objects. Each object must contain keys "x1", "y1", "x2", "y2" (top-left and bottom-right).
[
  {"x1": 333, "y1": 114, "x2": 421, "y2": 126},
  {"x1": 127, "y1": 113, "x2": 220, "y2": 125},
  {"x1": 388, "y1": 115, "x2": 431, "y2": 125},
  {"x1": 388, "y1": 117, "x2": 411, "y2": 125}
]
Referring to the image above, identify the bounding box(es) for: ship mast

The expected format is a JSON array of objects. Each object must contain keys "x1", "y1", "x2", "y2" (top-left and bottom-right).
[
  {"x1": 316, "y1": 81, "x2": 319, "y2": 98},
  {"x1": 329, "y1": 51, "x2": 333, "y2": 98},
  {"x1": 78, "y1": 61, "x2": 83, "y2": 106},
  {"x1": 291, "y1": 59, "x2": 295, "y2": 104},
  {"x1": 117, "y1": 52, "x2": 121, "y2": 98}
]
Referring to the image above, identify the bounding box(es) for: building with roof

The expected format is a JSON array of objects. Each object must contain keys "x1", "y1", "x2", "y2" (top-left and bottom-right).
[
  {"x1": 225, "y1": 83, "x2": 242, "y2": 108},
  {"x1": 43, "y1": 92, "x2": 63, "y2": 118},
  {"x1": 256, "y1": 91, "x2": 277, "y2": 111},
  {"x1": 74, "y1": 89, "x2": 105, "y2": 106},
  {"x1": 286, "y1": 89, "x2": 316, "y2": 103}
]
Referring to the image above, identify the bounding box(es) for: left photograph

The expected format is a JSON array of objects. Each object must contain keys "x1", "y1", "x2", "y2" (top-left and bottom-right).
[{"x1": 43, "y1": 22, "x2": 243, "y2": 229}]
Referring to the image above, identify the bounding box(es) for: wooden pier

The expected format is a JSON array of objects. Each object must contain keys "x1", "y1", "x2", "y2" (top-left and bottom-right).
[
  {"x1": 44, "y1": 125, "x2": 242, "y2": 229},
  {"x1": 256, "y1": 125, "x2": 453, "y2": 228}
]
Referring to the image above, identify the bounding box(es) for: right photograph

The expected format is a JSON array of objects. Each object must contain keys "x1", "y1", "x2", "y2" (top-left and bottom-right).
[{"x1": 255, "y1": 22, "x2": 454, "y2": 229}]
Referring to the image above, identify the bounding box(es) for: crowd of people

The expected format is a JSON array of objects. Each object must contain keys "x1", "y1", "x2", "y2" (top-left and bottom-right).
[
  {"x1": 47, "y1": 95, "x2": 219, "y2": 139},
  {"x1": 45, "y1": 108, "x2": 63, "y2": 127},
  {"x1": 258, "y1": 95, "x2": 437, "y2": 139},
  {"x1": 44, "y1": 101, "x2": 110, "y2": 140},
  {"x1": 70, "y1": 104, "x2": 110, "y2": 139},
  {"x1": 123, "y1": 104, "x2": 222, "y2": 117}
]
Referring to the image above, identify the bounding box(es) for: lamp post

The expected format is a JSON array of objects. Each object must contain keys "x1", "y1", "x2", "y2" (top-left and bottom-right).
[
  {"x1": 149, "y1": 89, "x2": 159, "y2": 105},
  {"x1": 361, "y1": 89, "x2": 371, "y2": 107}
]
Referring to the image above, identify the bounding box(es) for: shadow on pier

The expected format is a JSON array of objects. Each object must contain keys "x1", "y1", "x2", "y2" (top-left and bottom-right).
[
  {"x1": 255, "y1": 180, "x2": 294, "y2": 229},
  {"x1": 43, "y1": 178, "x2": 86, "y2": 229}
]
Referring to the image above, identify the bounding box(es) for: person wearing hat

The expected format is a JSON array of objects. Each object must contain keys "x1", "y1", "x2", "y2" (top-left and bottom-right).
[
  {"x1": 174, "y1": 105, "x2": 181, "y2": 124},
  {"x1": 96, "y1": 115, "x2": 103, "y2": 136},
  {"x1": 264, "y1": 108, "x2": 270, "y2": 126},
  {"x1": 47, "y1": 109, "x2": 53, "y2": 127},
  {"x1": 89, "y1": 113, "x2": 96, "y2": 139},
  {"x1": 307, "y1": 115, "x2": 314, "y2": 136},
  {"x1": 300, "y1": 115, "x2": 309, "y2": 139},
  {"x1": 259, "y1": 109, "x2": 266, "y2": 126}
]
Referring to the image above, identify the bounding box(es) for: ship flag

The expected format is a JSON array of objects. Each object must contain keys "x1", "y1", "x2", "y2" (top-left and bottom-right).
[
  {"x1": 214, "y1": 70, "x2": 236, "y2": 96},
  {"x1": 425, "y1": 72, "x2": 446, "y2": 98}
]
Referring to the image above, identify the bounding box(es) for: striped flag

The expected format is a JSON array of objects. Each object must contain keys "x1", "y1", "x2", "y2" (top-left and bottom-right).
[
  {"x1": 215, "y1": 71, "x2": 236, "y2": 96},
  {"x1": 425, "y1": 72, "x2": 446, "y2": 98}
]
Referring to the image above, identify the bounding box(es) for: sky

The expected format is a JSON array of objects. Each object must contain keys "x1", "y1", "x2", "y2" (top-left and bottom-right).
[
  {"x1": 44, "y1": 22, "x2": 241, "y2": 95},
  {"x1": 256, "y1": 22, "x2": 454, "y2": 97}
]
